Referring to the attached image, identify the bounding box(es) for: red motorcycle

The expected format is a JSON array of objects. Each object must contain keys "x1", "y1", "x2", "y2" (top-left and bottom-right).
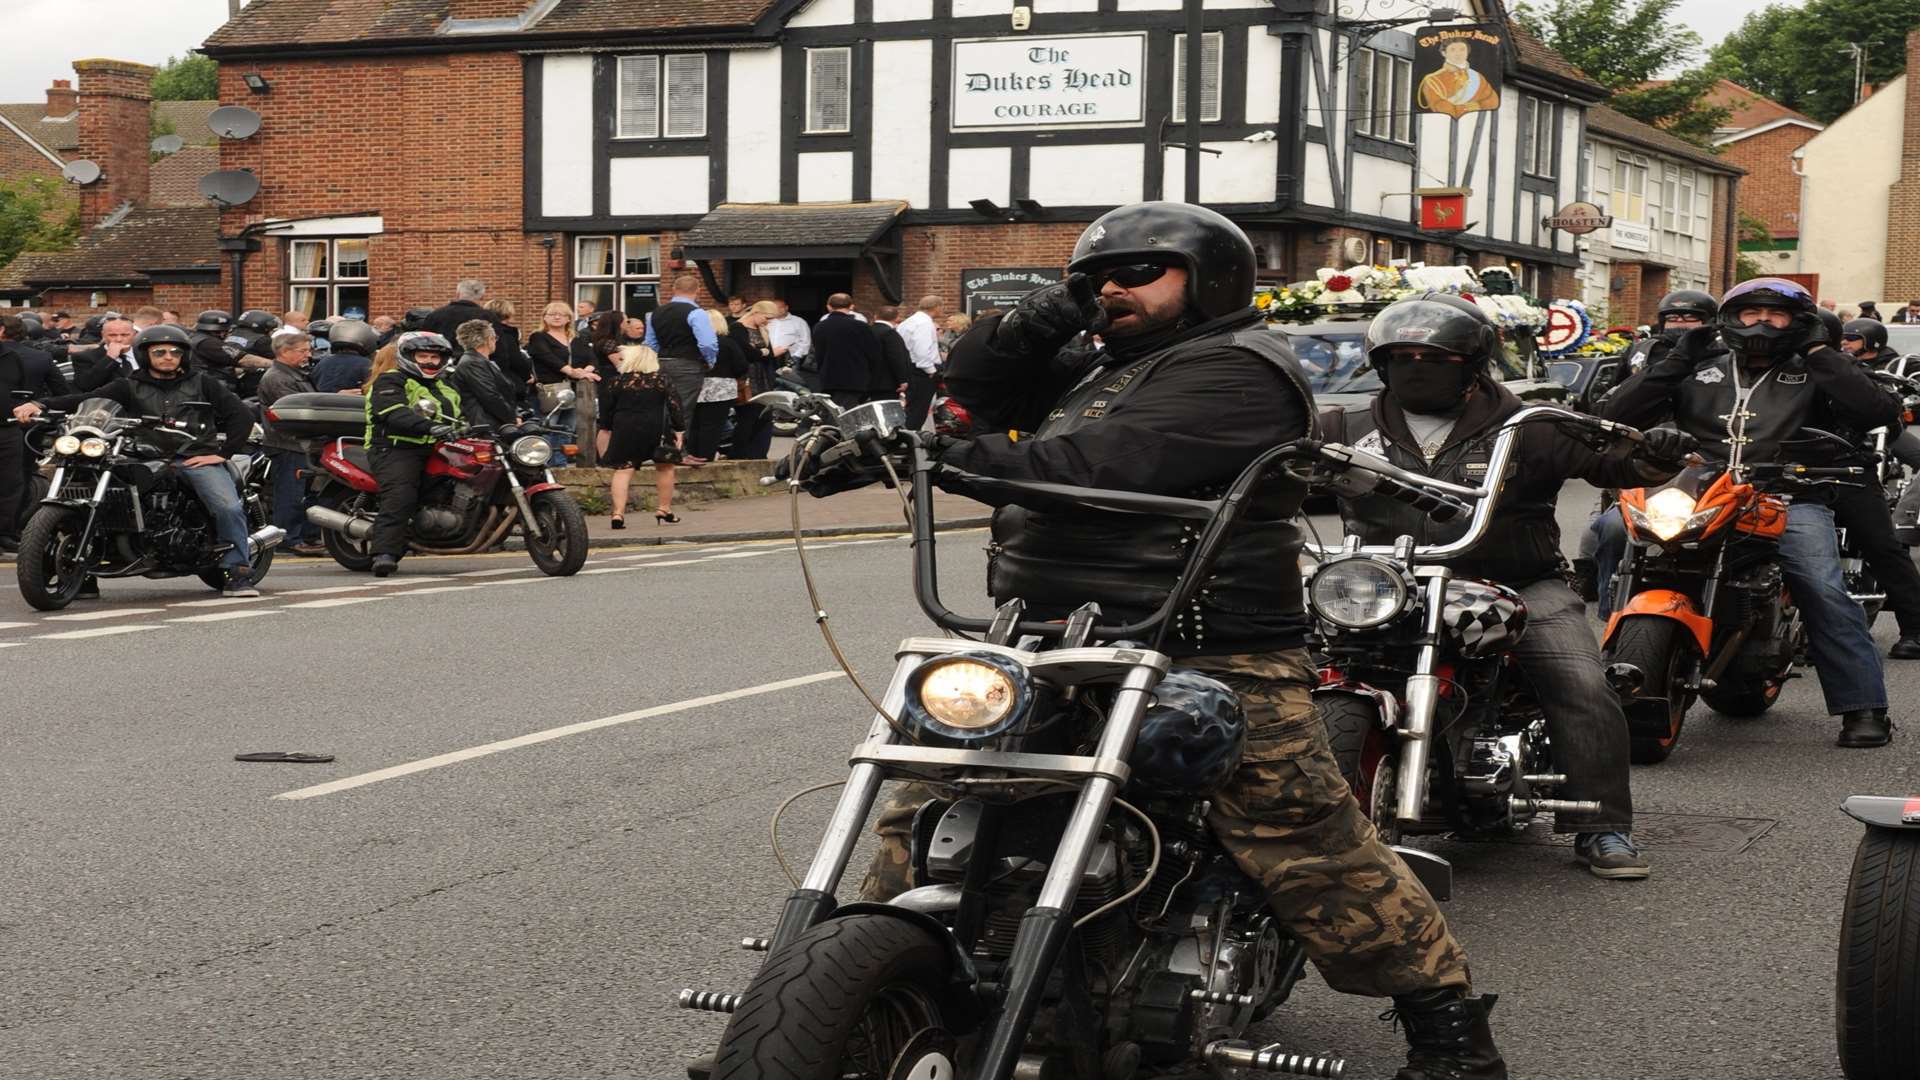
[{"x1": 266, "y1": 392, "x2": 589, "y2": 576}]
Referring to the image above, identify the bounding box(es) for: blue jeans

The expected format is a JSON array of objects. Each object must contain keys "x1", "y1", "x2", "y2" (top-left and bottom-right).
[
  {"x1": 1595, "y1": 501, "x2": 1887, "y2": 715},
  {"x1": 175, "y1": 460, "x2": 251, "y2": 571},
  {"x1": 266, "y1": 448, "x2": 315, "y2": 544}
]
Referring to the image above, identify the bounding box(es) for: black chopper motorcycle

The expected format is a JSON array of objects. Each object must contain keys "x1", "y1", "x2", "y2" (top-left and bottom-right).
[
  {"x1": 675, "y1": 395, "x2": 1476, "y2": 1080},
  {"x1": 14, "y1": 397, "x2": 282, "y2": 610},
  {"x1": 1836, "y1": 793, "x2": 1920, "y2": 1079}
]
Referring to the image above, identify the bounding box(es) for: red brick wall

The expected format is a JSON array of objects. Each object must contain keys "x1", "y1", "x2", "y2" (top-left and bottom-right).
[
  {"x1": 1709, "y1": 175, "x2": 1732, "y2": 293},
  {"x1": 1609, "y1": 262, "x2": 1645, "y2": 327},
  {"x1": 1723, "y1": 123, "x2": 1815, "y2": 241},
  {"x1": 0, "y1": 131, "x2": 63, "y2": 185},
  {"x1": 34, "y1": 287, "x2": 155, "y2": 313},
  {"x1": 73, "y1": 59, "x2": 155, "y2": 227},
  {"x1": 1889, "y1": 31, "x2": 1920, "y2": 300}
]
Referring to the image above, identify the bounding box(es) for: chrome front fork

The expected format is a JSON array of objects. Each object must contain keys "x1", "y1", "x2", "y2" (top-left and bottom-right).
[{"x1": 1396, "y1": 574, "x2": 1452, "y2": 826}]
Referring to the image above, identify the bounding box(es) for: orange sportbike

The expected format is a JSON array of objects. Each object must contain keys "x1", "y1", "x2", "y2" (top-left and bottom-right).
[{"x1": 1601, "y1": 462, "x2": 1868, "y2": 764}]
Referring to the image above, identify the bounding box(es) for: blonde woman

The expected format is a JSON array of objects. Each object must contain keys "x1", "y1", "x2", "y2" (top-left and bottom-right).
[
  {"x1": 600, "y1": 341, "x2": 686, "y2": 527},
  {"x1": 526, "y1": 301, "x2": 586, "y2": 464},
  {"x1": 939, "y1": 311, "x2": 972, "y2": 363}
]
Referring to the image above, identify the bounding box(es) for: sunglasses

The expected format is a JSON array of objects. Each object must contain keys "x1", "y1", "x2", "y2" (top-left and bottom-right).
[
  {"x1": 1843, "y1": 334, "x2": 1865, "y2": 341},
  {"x1": 147, "y1": 346, "x2": 184, "y2": 357},
  {"x1": 1089, "y1": 263, "x2": 1172, "y2": 289}
]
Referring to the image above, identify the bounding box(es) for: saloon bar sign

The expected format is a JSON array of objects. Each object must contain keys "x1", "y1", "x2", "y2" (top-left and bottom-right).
[
  {"x1": 952, "y1": 33, "x2": 1147, "y2": 130},
  {"x1": 1543, "y1": 201, "x2": 1614, "y2": 235}
]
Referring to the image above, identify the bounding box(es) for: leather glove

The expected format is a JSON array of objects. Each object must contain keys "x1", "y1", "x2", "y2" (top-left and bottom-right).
[
  {"x1": 427, "y1": 424, "x2": 459, "y2": 441},
  {"x1": 1633, "y1": 427, "x2": 1698, "y2": 468},
  {"x1": 990, "y1": 273, "x2": 1107, "y2": 357}
]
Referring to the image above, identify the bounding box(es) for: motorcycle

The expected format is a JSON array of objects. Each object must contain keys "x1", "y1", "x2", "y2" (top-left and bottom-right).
[
  {"x1": 1307, "y1": 407, "x2": 1622, "y2": 842},
  {"x1": 276, "y1": 393, "x2": 591, "y2": 576},
  {"x1": 13, "y1": 396, "x2": 282, "y2": 611},
  {"x1": 677, "y1": 395, "x2": 1469, "y2": 1080},
  {"x1": 1835, "y1": 793, "x2": 1920, "y2": 1079},
  {"x1": 1602, "y1": 434, "x2": 1867, "y2": 764}
]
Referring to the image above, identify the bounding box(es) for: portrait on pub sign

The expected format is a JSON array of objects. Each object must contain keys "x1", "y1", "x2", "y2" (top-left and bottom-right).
[{"x1": 1415, "y1": 25, "x2": 1504, "y2": 119}]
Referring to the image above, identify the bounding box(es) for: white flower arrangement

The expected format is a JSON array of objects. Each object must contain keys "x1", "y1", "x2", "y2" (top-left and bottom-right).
[
  {"x1": 1400, "y1": 265, "x2": 1479, "y2": 293},
  {"x1": 1469, "y1": 293, "x2": 1547, "y2": 332}
]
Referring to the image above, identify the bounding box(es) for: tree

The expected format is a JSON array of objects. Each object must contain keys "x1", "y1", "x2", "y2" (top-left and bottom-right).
[
  {"x1": 151, "y1": 53, "x2": 218, "y2": 101},
  {"x1": 0, "y1": 177, "x2": 82, "y2": 270},
  {"x1": 1735, "y1": 211, "x2": 1773, "y2": 283},
  {"x1": 1711, "y1": 0, "x2": 1920, "y2": 124},
  {"x1": 1511, "y1": 0, "x2": 1729, "y2": 144}
]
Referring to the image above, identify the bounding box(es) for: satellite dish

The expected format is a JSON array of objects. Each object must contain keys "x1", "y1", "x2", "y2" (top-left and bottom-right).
[
  {"x1": 150, "y1": 134, "x2": 185, "y2": 156},
  {"x1": 207, "y1": 105, "x2": 262, "y2": 140},
  {"x1": 198, "y1": 169, "x2": 260, "y2": 208},
  {"x1": 61, "y1": 159, "x2": 102, "y2": 186}
]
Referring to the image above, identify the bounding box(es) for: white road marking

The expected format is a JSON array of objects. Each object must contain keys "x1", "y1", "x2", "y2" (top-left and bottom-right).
[
  {"x1": 454, "y1": 567, "x2": 529, "y2": 577},
  {"x1": 170, "y1": 596, "x2": 270, "y2": 608},
  {"x1": 578, "y1": 566, "x2": 643, "y2": 575},
  {"x1": 42, "y1": 607, "x2": 164, "y2": 622},
  {"x1": 0, "y1": 642, "x2": 23, "y2": 648},
  {"x1": 475, "y1": 576, "x2": 550, "y2": 587},
  {"x1": 0, "y1": 622, "x2": 31, "y2": 631},
  {"x1": 36, "y1": 624, "x2": 160, "y2": 640},
  {"x1": 389, "y1": 585, "x2": 484, "y2": 596},
  {"x1": 373, "y1": 576, "x2": 451, "y2": 586},
  {"x1": 169, "y1": 610, "x2": 283, "y2": 624},
  {"x1": 282, "y1": 596, "x2": 391, "y2": 609},
  {"x1": 272, "y1": 670, "x2": 848, "y2": 801},
  {"x1": 278, "y1": 585, "x2": 378, "y2": 596},
  {"x1": 609, "y1": 546, "x2": 741, "y2": 562}
]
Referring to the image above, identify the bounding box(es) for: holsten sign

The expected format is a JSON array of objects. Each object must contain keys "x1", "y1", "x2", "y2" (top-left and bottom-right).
[
  {"x1": 1542, "y1": 201, "x2": 1614, "y2": 235},
  {"x1": 952, "y1": 33, "x2": 1147, "y2": 130}
]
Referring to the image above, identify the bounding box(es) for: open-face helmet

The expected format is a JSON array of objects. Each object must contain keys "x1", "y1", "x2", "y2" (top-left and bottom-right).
[{"x1": 1067, "y1": 201, "x2": 1258, "y2": 321}]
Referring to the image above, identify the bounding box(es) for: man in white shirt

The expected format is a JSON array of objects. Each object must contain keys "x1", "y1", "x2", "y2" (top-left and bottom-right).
[
  {"x1": 895, "y1": 294, "x2": 945, "y2": 428},
  {"x1": 767, "y1": 299, "x2": 815, "y2": 388}
]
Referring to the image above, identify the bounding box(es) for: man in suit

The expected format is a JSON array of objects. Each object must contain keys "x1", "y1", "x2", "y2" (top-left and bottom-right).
[
  {"x1": 812, "y1": 293, "x2": 881, "y2": 410},
  {"x1": 870, "y1": 306, "x2": 914, "y2": 406},
  {"x1": 423, "y1": 279, "x2": 495, "y2": 343}
]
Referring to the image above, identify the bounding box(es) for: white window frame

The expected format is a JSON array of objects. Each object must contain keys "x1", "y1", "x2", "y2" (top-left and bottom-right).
[
  {"x1": 287, "y1": 238, "x2": 371, "y2": 320},
  {"x1": 1525, "y1": 95, "x2": 1558, "y2": 178},
  {"x1": 805, "y1": 47, "x2": 853, "y2": 135},
  {"x1": 1353, "y1": 47, "x2": 1413, "y2": 146},
  {"x1": 574, "y1": 234, "x2": 662, "y2": 315},
  {"x1": 1172, "y1": 31, "x2": 1224, "y2": 124},
  {"x1": 1611, "y1": 151, "x2": 1648, "y2": 224},
  {"x1": 616, "y1": 53, "x2": 707, "y2": 140}
]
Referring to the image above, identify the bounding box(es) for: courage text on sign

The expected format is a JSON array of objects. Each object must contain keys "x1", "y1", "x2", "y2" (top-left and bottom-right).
[{"x1": 951, "y1": 33, "x2": 1148, "y2": 131}]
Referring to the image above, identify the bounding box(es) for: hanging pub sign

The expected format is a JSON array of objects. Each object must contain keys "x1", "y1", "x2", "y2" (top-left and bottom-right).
[
  {"x1": 951, "y1": 33, "x2": 1147, "y2": 131},
  {"x1": 1414, "y1": 23, "x2": 1505, "y2": 119},
  {"x1": 961, "y1": 267, "x2": 1064, "y2": 314},
  {"x1": 1543, "y1": 201, "x2": 1614, "y2": 235}
]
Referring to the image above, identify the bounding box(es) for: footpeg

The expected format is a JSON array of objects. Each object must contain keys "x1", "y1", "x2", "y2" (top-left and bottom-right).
[
  {"x1": 677, "y1": 989, "x2": 741, "y2": 1014},
  {"x1": 1189, "y1": 988, "x2": 1255, "y2": 1007},
  {"x1": 1205, "y1": 1040, "x2": 1346, "y2": 1077},
  {"x1": 1510, "y1": 797, "x2": 1602, "y2": 815},
  {"x1": 740, "y1": 937, "x2": 770, "y2": 952},
  {"x1": 1521, "y1": 774, "x2": 1567, "y2": 785}
]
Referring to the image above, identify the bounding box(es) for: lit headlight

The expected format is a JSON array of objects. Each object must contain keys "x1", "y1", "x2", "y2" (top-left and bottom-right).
[
  {"x1": 510, "y1": 435, "x2": 553, "y2": 467},
  {"x1": 79, "y1": 437, "x2": 108, "y2": 458},
  {"x1": 1309, "y1": 557, "x2": 1410, "y2": 629},
  {"x1": 53, "y1": 434, "x2": 81, "y2": 456},
  {"x1": 1628, "y1": 487, "x2": 1720, "y2": 542},
  {"x1": 904, "y1": 653, "x2": 1032, "y2": 740}
]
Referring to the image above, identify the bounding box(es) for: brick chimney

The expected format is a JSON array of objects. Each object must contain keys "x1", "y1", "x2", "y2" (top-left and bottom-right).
[
  {"x1": 44, "y1": 79, "x2": 77, "y2": 118},
  {"x1": 71, "y1": 58, "x2": 155, "y2": 228},
  {"x1": 1884, "y1": 33, "x2": 1920, "y2": 298}
]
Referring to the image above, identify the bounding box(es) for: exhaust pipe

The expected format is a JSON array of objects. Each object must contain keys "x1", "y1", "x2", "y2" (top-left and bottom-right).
[
  {"x1": 307, "y1": 505, "x2": 373, "y2": 541},
  {"x1": 248, "y1": 525, "x2": 287, "y2": 553}
]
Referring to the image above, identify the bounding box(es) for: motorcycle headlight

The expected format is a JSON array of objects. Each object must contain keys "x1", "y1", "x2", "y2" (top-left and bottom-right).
[
  {"x1": 53, "y1": 434, "x2": 81, "y2": 456},
  {"x1": 79, "y1": 437, "x2": 108, "y2": 458},
  {"x1": 904, "y1": 653, "x2": 1033, "y2": 740},
  {"x1": 1309, "y1": 557, "x2": 1411, "y2": 629},
  {"x1": 510, "y1": 435, "x2": 553, "y2": 467},
  {"x1": 1629, "y1": 487, "x2": 1720, "y2": 542}
]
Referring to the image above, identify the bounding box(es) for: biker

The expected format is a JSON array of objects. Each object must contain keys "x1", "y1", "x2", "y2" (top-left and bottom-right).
[
  {"x1": 227, "y1": 310, "x2": 281, "y2": 397},
  {"x1": 446, "y1": 319, "x2": 521, "y2": 428},
  {"x1": 186, "y1": 310, "x2": 248, "y2": 392},
  {"x1": 313, "y1": 318, "x2": 377, "y2": 393},
  {"x1": 364, "y1": 331, "x2": 461, "y2": 578},
  {"x1": 1602, "y1": 277, "x2": 1899, "y2": 748},
  {"x1": 11, "y1": 325, "x2": 261, "y2": 597},
  {"x1": 1842, "y1": 318, "x2": 1920, "y2": 548},
  {"x1": 831, "y1": 203, "x2": 1507, "y2": 1079}
]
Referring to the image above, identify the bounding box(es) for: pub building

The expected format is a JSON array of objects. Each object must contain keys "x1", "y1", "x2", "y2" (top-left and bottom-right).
[{"x1": 184, "y1": 0, "x2": 1671, "y2": 323}]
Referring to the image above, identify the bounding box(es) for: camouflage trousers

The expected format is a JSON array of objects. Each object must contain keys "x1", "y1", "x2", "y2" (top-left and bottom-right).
[{"x1": 859, "y1": 649, "x2": 1471, "y2": 998}]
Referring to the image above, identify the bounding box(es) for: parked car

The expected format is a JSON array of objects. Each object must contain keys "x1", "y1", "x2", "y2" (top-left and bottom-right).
[
  {"x1": 1881, "y1": 322, "x2": 1920, "y2": 358},
  {"x1": 1269, "y1": 314, "x2": 1570, "y2": 416},
  {"x1": 1544, "y1": 353, "x2": 1633, "y2": 413}
]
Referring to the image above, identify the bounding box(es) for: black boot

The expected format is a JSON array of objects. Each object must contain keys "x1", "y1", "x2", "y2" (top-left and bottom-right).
[
  {"x1": 371, "y1": 554, "x2": 398, "y2": 578},
  {"x1": 1389, "y1": 988, "x2": 1507, "y2": 1080},
  {"x1": 1890, "y1": 637, "x2": 1920, "y2": 660},
  {"x1": 1837, "y1": 709, "x2": 1893, "y2": 748}
]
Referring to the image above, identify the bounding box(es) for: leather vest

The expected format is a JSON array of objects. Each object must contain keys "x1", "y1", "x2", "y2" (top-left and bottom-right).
[
  {"x1": 987, "y1": 322, "x2": 1318, "y2": 655},
  {"x1": 650, "y1": 303, "x2": 702, "y2": 363},
  {"x1": 1669, "y1": 355, "x2": 1821, "y2": 464},
  {"x1": 124, "y1": 371, "x2": 228, "y2": 456}
]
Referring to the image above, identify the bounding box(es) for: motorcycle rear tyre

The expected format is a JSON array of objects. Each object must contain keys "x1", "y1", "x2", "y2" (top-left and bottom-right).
[
  {"x1": 1609, "y1": 617, "x2": 1690, "y2": 765},
  {"x1": 524, "y1": 490, "x2": 588, "y2": 577},
  {"x1": 197, "y1": 498, "x2": 276, "y2": 591},
  {"x1": 17, "y1": 505, "x2": 90, "y2": 611},
  {"x1": 712, "y1": 914, "x2": 958, "y2": 1080},
  {"x1": 321, "y1": 491, "x2": 376, "y2": 572},
  {"x1": 1836, "y1": 827, "x2": 1920, "y2": 1078}
]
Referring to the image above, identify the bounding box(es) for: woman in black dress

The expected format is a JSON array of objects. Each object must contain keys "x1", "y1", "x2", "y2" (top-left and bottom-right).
[{"x1": 601, "y1": 343, "x2": 687, "y2": 527}]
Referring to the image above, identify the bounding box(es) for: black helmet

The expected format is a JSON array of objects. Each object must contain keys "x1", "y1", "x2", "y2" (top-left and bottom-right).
[
  {"x1": 1817, "y1": 308, "x2": 1845, "y2": 348},
  {"x1": 82, "y1": 314, "x2": 113, "y2": 340},
  {"x1": 132, "y1": 323, "x2": 193, "y2": 366},
  {"x1": 1067, "y1": 201, "x2": 1257, "y2": 321},
  {"x1": 1656, "y1": 289, "x2": 1717, "y2": 328},
  {"x1": 1126, "y1": 669, "x2": 1247, "y2": 797},
  {"x1": 1716, "y1": 277, "x2": 1817, "y2": 362},
  {"x1": 1844, "y1": 317, "x2": 1889, "y2": 353},
  {"x1": 401, "y1": 306, "x2": 434, "y2": 331},
  {"x1": 195, "y1": 309, "x2": 233, "y2": 334},
  {"x1": 1363, "y1": 293, "x2": 1499, "y2": 379},
  {"x1": 236, "y1": 309, "x2": 281, "y2": 334},
  {"x1": 395, "y1": 331, "x2": 453, "y2": 379},
  {"x1": 328, "y1": 318, "x2": 378, "y2": 357},
  {"x1": 307, "y1": 318, "x2": 333, "y2": 341}
]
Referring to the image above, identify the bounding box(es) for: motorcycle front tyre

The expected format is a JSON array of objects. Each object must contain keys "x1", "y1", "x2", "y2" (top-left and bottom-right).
[
  {"x1": 16, "y1": 504, "x2": 90, "y2": 611},
  {"x1": 1319, "y1": 693, "x2": 1384, "y2": 810},
  {"x1": 1607, "y1": 616, "x2": 1692, "y2": 765},
  {"x1": 1836, "y1": 827, "x2": 1920, "y2": 1078},
  {"x1": 711, "y1": 914, "x2": 960, "y2": 1080},
  {"x1": 524, "y1": 490, "x2": 589, "y2": 576}
]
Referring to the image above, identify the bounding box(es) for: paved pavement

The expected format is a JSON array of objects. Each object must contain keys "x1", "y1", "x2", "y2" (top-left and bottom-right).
[{"x1": 0, "y1": 485, "x2": 1911, "y2": 1079}]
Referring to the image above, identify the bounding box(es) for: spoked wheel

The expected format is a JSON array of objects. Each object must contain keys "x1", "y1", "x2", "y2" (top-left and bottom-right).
[
  {"x1": 524, "y1": 490, "x2": 589, "y2": 576},
  {"x1": 321, "y1": 491, "x2": 376, "y2": 572},
  {"x1": 17, "y1": 505, "x2": 92, "y2": 611},
  {"x1": 1608, "y1": 617, "x2": 1692, "y2": 765},
  {"x1": 711, "y1": 915, "x2": 963, "y2": 1080}
]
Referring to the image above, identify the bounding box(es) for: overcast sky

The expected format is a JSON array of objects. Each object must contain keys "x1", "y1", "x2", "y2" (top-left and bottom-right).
[{"x1": 0, "y1": 0, "x2": 1800, "y2": 104}]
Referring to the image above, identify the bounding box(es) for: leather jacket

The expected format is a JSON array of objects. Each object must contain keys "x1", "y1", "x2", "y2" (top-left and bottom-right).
[{"x1": 42, "y1": 366, "x2": 251, "y2": 458}]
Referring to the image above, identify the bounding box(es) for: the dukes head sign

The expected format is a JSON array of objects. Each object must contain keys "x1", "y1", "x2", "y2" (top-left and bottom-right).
[{"x1": 952, "y1": 33, "x2": 1147, "y2": 131}]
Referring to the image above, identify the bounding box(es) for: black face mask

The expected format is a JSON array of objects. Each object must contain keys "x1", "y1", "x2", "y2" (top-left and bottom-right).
[{"x1": 1387, "y1": 357, "x2": 1474, "y2": 415}]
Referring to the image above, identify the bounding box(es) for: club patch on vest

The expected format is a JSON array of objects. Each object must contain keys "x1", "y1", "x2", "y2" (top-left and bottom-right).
[
  {"x1": 1083, "y1": 398, "x2": 1110, "y2": 418},
  {"x1": 1778, "y1": 371, "x2": 1807, "y2": 384},
  {"x1": 1695, "y1": 368, "x2": 1725, "y2": 384},
  {"x1": 1354, "y1": 429, "x2": 1389, "y2": 455}
]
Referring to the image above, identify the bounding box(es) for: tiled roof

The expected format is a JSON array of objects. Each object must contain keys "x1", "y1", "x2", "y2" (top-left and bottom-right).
[
  {"x1": 203, "y1": 0, "x2": 776, "y2": 50},
  {"x1": 150, "y1": 146, "x2": 221, "y2": 206},
  {"x1": 1586, "y1": 103, "x2": 1744, "y2": 174},
  {"x1": 0, "y1": 206, "x2": 221, "y2": 290},
  {"x1": 680, "y1": 201, "x2": 909, "y2": 252},
  {"x1": 154, "y1": 101, "x2": 220, "y2": 145},
  {"x1": 1509, "y1": 27, "x2": 1608, "y2": 97},
  {"x1": 1645, "y1": 79, "x2": 1822, "y2": 133},
  {"x1": 0, "y1": 103, "x2": 79, "y2": 155}
]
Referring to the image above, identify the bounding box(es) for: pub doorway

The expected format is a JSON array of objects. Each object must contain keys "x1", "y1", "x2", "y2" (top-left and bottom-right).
[{"x1": 777, "y1": 260, "x2": 855, "y2": 323}]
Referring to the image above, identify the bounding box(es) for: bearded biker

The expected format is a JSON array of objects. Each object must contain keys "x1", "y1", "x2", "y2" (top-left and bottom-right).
[
  {"x1": 837, "y1": 204, "x2": 1506, "y2": 1079},
  {"x1": 364, "y1": 331, "x2": 461, "y2": 578},
  {"x1": 1321, "y1": 294, "x2": 1695, "y2": 880},
  {"x1": 1601, "y1": 277, "x2": 1899, "y2": 748}
]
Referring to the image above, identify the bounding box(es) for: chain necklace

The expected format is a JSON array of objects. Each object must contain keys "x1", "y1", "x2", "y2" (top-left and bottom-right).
[{"x1": 1403, "y1": 412, "x2": 1457, "y2": 461}]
